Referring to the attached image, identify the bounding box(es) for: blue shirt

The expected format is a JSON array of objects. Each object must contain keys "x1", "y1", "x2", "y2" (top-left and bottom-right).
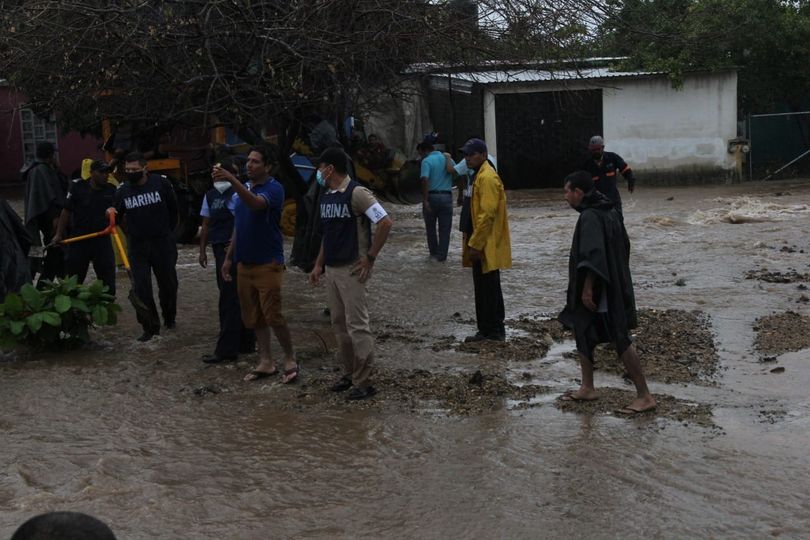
[
  {"x1": 232, "y1": 178, "x2": 285, "y2": 264},
  {"x1": 420, "y1": 151, "x2": 453, "y2": 191}
]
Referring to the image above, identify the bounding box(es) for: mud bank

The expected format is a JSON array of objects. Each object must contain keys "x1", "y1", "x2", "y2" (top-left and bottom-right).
[
  {"x1": 185, "y1": 365, "x2": 550, "y2": 416},
  {"x1": 753, "y1": 311, "x2": 810, "y2": 355},
  {"x1": 552, "y1": 387, "x2": 715, "y2": 427},
  {"x1": 590, "y1": 309, "x2": 719, "y2": 384}
]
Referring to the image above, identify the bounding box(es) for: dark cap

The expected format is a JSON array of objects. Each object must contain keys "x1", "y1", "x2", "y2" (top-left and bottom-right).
[
  {"x1": 421, "y1": 132, "x2": 439, "y2": 146},
  {"x1": 588, "y1": 135, "x2": 605, "y2": 150},
  {"x1": 460, "y1": 138, "x2": 487, "y2": 155},
  {"x1": 90, "y1": 160, "x2": 111, "y2": 172}
]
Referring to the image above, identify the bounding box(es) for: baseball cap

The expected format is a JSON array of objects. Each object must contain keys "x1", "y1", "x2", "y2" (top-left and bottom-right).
[
  {"x1": 421, "y1": 132, "x2": 439, "y2": 146},
  {"x1": 588, "y1": 135, "x2": 605, "y2": 150},
  {"x1": 460, "y1": 138, "x2": 487, "y2": 155},
  {"x1": 90, "y1": 160, "x2": 111, "y2": 172}
]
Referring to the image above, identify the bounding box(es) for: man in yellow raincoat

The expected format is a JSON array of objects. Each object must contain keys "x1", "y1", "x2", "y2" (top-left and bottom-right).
[{"x1": 459, "y1": 138, "x2": 512, "y2": 342}]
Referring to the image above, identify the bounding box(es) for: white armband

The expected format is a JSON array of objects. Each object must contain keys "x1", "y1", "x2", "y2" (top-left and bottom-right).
[{"x1": 364, "y1": 202, "x2": 388, "y2": 224}]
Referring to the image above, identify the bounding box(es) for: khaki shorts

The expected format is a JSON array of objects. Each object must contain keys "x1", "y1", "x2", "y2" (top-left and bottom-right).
[{"x1": 236, "y1": 262, "x2": 286, "y2": 328}]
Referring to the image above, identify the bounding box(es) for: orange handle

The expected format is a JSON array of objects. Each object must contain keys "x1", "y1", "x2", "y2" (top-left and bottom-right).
[{"x1": 57, "y1": 211, "x2": 117, "y2": 245}]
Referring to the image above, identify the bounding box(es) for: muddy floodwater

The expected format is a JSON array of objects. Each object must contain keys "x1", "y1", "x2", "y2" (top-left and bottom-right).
[{"x1": 2, "y1": 181, "x2": 810, "y2": 539}]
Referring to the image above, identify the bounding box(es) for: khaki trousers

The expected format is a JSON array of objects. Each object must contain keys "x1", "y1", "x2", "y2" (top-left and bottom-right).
[{"x1": 325, "y1": 264, "x2": 374, "y2": 387}]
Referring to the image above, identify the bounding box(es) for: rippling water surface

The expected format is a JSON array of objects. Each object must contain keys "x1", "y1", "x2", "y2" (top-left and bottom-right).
[{"x1": 2, "y1": 181, "x2": 810, "y2": 539}]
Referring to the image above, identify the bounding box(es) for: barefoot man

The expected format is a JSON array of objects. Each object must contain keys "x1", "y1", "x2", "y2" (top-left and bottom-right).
[{"x1": 558, "y1": 171, "x2": 656, "y2": 415}]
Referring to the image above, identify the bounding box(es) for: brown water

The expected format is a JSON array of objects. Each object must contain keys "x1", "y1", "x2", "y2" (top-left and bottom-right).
[{"x1": 2, "y1": 182, "x2": 810, "y2": 539}]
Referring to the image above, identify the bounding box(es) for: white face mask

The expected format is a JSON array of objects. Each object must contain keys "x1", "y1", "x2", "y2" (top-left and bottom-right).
[{"x1": 214, "y1": 181, "x2": 231, "y2": 193}]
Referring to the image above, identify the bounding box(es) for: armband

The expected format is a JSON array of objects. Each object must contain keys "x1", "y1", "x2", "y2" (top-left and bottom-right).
[{"x1": 364, "y1": 202, "x2": 388, "y2": 223}]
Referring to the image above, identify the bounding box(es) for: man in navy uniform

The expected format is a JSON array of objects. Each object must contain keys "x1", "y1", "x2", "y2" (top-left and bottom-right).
[
  {"x1": 110, "y1": 152, "x2": 179, "y2": 341},
  {"x1": 308, "y1": 148, "x2": 393, "y2": 400},
  {"x1": 198, "y1": 159, "x2": 254, "y2": 363},
  {"x1": 53, "y1": 160, "x2": 117, "y2": 295}
]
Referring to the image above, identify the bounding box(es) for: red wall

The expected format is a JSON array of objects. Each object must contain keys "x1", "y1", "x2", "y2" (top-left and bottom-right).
[
  {"x1": 0, "y1": 86, "x2": 25, "y2": 185},
  {"x1": 0, "y1": 86, "x2": 103, "y2": 185}
]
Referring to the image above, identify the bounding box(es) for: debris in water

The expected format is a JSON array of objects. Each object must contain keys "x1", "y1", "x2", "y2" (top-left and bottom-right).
[
  {"x1": 754, "y1": 311, "x2": 810, "y2": 355},
  {"x1": 745, "y1": 268, "x2": 810, "y2": 283},
  {"x1": 770, "y1": 367, "x2": 786, "y2": 374},
  {"x1": 193, "y1": 384, "x2": 222, "y2": 396}
]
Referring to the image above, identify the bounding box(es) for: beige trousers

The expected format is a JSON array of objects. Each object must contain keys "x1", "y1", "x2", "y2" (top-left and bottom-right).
[{"x1": 325, "y1": 264, "x2": 374, "y2": 387}]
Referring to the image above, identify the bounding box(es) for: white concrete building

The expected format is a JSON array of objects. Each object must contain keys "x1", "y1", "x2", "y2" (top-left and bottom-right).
[{"x1": 426, "y1": 67, "x2": 738, "y2": 188}]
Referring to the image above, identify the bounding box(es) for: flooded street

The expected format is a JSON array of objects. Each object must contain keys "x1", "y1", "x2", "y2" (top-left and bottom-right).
[{"x1": 2, "y1": 181, "x2": 810, "y2": 539}]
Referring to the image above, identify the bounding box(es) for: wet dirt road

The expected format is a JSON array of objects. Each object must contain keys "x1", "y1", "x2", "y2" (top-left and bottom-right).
[{"x1": 2, "y1": 181, "x2": 810, "y2": 539}]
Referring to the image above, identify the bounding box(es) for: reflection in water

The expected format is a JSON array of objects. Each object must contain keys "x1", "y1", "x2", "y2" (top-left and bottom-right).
[{"x1": 3, "y1": 181, "x2": 810, "y2": 538}]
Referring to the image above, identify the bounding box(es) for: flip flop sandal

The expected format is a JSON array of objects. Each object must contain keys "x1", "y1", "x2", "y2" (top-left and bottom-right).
[
  {"x1": 282, "y1": 365, "x2": 300, "y2": 384},
  {"x1": 558, "y1": 391, "x2": 598, "y2": 402},
  {"x1": 245, "y1": 370, "x2": 278, "y2": 382},
  {"x1": 614, "y1": 406, "x2": 657, "y2": 416}
]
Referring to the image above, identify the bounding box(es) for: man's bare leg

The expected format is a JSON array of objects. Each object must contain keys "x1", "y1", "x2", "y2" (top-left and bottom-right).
[
  {"x1": 618, "y1": 345, "x2": 656, "y2": 411},
  {"x1": 561, "y1": 353, "x2": 599, "y2": 401},
  {"x1": 244, "y1": 327, "x2": 276, "y2": 381},
  {"x1": 271, "y1": 323, "x2": 297, "y2": 382}
]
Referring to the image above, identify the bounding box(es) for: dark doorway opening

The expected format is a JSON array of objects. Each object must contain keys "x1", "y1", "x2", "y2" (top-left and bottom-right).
[{"x1": 495, "y1": 89, "x2": 602, "y2": 189}]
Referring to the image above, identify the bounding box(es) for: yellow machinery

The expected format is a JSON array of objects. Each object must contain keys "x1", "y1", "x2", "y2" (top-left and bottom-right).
[{"x1": 99, "y1": 120, "x2": 298, "y2": 241}]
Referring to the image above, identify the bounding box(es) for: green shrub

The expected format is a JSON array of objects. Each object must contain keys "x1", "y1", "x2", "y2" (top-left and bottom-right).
[{"x1": 0, "y1": 277, "x2": 121, "y2": 351}]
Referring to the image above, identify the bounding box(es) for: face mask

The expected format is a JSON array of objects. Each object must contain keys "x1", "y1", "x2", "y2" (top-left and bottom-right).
[
  {"x1": 316, "y1": 169, "x2": 327, "y2": 187},
  {"x1": 214, "y1": 181, "x2": 231, "y2": 193},
  {"x1": 125, "y1": 171, "x2": 143, "y2": 184}
]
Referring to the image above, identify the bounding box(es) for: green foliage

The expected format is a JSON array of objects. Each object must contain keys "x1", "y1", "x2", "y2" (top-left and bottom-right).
[
  {"x1": 0, "y1": 278, "x2": 121, "y2": 351},
  {"x1": 598, "y1": 0, "x2": 810, "y2": 112}
]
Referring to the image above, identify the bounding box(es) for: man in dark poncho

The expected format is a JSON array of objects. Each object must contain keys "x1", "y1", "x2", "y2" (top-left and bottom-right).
[
  {"x1": 22, "y1": 141, "x2": 66, "y2": 284},
  {"x1": 558, "y1": 171, "x2": 656, "y2": 415}
]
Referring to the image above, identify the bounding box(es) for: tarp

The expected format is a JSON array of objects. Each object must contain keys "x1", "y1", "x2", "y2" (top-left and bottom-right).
[{"x1": 0, "y1": 198, "x2": 32, "y2": 302}]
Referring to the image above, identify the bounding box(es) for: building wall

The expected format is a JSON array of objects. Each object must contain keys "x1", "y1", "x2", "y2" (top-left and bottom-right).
[
  {"x1": 482, "y1": 70, "x2": 738, "y2": 184},
  {"x1": 603, "y1": 72, "x2": 738, "y2": 182},
  {"x1": 0, "y1": 86, "x2": 103, "y2": 185}
]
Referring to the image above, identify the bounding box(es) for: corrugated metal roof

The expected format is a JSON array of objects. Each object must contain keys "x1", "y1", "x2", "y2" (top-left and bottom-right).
[{"x1": 430, "y1": 67, "x2": 660, "y2": 86}]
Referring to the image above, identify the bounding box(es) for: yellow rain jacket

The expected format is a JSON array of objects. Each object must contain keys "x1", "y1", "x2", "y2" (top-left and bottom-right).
[{"x1": 462, "y1": 160, "x2": 512, "y2": 273}]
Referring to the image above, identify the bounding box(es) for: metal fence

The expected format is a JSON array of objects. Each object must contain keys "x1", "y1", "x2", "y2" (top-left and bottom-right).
[{"x1": 748, "y1": 111, "x2": 810, "y2": 180}]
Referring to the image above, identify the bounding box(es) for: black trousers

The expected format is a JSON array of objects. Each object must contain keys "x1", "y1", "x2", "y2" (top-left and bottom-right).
[
  {"x1": 472, "y1": 260, "x2": 505, "y2": 338},
  {"x1": 212, "y1": 243, "x2": 255, "y2": 357},
  {"x1": 35, "y1": 214, "x2": 64, "y2": 286},
  {"x1": 129, "y1": 235, "x2": 178, "y2": 334},
  {"x1": 65, "y1": 237, "x2": 116, "y2": 296}
]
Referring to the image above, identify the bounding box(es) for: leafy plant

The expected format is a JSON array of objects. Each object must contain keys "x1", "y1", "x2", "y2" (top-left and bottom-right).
[{"x1": 0, "y1": 277, "x2": 121, "y2": 351}]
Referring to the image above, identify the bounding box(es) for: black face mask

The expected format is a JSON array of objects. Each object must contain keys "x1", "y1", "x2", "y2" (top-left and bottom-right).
[{"x1": 125, "y1": 171, "x2": 143, "y2": 184}]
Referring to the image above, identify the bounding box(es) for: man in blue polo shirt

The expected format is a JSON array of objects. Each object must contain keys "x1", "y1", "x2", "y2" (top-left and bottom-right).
[
  {"x1": 419, "y1": 133, "x2": 454, "y2": 262},
  {"x1": 217, "y1": 146, "x2": 298, "y2": 384}
]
